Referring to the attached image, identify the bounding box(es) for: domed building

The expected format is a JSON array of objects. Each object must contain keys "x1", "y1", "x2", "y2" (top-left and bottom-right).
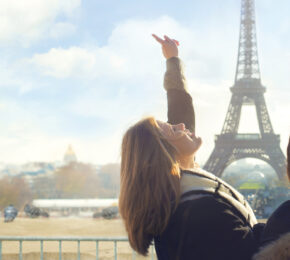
[{"x1": 63, "y1": 145, "x2": 77, "y2": 164}]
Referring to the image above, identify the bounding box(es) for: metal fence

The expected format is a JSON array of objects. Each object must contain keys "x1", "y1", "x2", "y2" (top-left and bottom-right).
[{"x1": 0, "y1": 236, "x2": 155, "y2": 260}]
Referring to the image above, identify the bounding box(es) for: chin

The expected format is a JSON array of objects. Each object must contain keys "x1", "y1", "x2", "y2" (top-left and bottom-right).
[
  {"x1": 198, "y1": 137, "x2": 203, "y2": 147},
  {"x1": 195, "y1": 137, "x2": 202, "y2": 150}
]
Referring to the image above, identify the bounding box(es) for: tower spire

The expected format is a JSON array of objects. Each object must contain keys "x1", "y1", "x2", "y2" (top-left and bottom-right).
[{"x1": 235, "y1": 0, "x2": 261, "y2": 82}]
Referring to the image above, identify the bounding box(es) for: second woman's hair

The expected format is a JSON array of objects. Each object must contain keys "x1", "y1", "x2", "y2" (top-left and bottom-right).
[
  {"x1": 119, "y1": 117, "x2": 181, "y2": 255},
  {"x1": 287, "y1": 136, "x2": 290, "y2": 180}
]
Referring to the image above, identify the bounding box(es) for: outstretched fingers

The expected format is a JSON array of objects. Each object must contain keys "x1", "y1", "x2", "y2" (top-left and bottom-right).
[
  {"x1": 173, "y1": 39, "x2": 180, "y2": 46},
  {"x1": 152, "y1": 34, "x2": 179, "y2": 59},
  {"x1": 153, "y1": 34, "x2": 180, "y2": 46},
  {"x1": 152, "y1": 34, "x2": 165, "y2": 45},
  {"x1": 164, "y1": 35, "x2": 180, "y2": 46}
]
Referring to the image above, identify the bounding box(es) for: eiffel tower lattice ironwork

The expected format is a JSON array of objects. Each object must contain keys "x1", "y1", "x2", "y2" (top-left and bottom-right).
[{"x1": 203, "y1": 0, "x2": 286, "y2": 180}]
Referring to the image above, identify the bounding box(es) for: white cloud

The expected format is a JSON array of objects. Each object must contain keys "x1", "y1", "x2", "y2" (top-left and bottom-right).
[
  {"x1": 27, "y1": 14, "x2": 237, "y2": 96},
  {"x1": 0, "y1": 0, "x2": 80, "y2": 45},
  {"x1": 29, "y1": 46, "x2": 130, "y2": 79},
  {"x1": 49, "y1": 22, "x2": 76, "y2": 39},
  {"x1": 0, "y1": 60, "x2": 46, "y2": 94},
  {"x1": 30, "y1": 47, "x2": 96, "y2": 78},
  {"x1": 27, "y1": 14, "x2": 239, "y2": 85},
  {"x1": 28, "y1": 17, "x2": 196, "y2": 80}
]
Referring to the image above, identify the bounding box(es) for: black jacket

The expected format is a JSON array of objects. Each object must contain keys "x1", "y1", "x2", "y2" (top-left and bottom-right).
[
  {"x1": 253, "y1": 200, "x2": 290, "y2": 260},
  {"x1": 154, "y1": 183, "x2": 260, "y2": 260}
]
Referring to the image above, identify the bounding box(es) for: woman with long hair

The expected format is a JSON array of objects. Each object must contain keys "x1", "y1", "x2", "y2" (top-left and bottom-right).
[{"x1": 119, "y1": 34, "x2": 260, "y2": 260}]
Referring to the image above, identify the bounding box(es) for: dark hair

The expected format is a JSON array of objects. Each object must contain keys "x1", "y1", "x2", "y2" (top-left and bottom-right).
[{"x1": 287, "y1": 136, "x2": 290, "y2": 181}]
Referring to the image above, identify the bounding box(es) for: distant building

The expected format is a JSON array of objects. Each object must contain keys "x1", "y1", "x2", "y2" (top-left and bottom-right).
[
  {"x1": 32, "y1": 198, "x2": 118, "y2": 217},
  {"x1": 63, "y1": 145, "x2": 77, "y2": 164},
  {"x1": 0, "y1": 162, "x2": 57, "y2": 178}
]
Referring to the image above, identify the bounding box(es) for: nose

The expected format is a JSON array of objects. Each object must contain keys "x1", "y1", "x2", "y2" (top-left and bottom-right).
[{"x1": 176, "y1": 123, "x2": 185, "y2": 131}]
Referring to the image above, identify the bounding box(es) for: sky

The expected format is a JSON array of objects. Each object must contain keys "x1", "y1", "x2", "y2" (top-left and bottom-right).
[{"x1": 0, "y1": 0, "x2": 289, "y2": 166}]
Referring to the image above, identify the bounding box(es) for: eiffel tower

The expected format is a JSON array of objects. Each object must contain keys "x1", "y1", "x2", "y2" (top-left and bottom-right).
[{"x1": 204, "y1": 0, "x2": 286, "y2": 180}]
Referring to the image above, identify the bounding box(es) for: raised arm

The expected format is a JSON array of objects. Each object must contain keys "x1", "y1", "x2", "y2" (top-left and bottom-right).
[
  {"x1": 153, "y1": 34, "x2": 195, "y2": 133},
  {"x1": 165, "y1": 57, "x2": 195, "y2": 133}
]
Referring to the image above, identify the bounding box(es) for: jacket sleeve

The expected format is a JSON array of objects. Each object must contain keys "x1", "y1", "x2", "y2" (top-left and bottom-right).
[
  {"x1": 164, "y1": 57, "x2": 195, "y2": 133},
  {"x1": 163, "y1": 197, "x2": 258, "y2": 260}
]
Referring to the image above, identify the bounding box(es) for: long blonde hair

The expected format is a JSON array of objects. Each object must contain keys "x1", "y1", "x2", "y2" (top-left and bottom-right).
[{"x1": 119, "y1": 117, "x2": 181, "y2": 255}]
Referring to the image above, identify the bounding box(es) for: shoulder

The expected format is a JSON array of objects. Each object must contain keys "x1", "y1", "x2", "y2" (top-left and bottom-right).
[
  {"x1": 180, "y1": 168, "x2": 257, "y2": 226},
  {"x1": 179, "y1": 169, "x2": 238, "y2": 220},
  {"x1": 174, "y1": 195, "x2": 242, "y2": 226},
  {"x1": 165, "y1": 196, "x2": 233, "y2": 239},
  {"x1": 162, "y1": 196, "x2": 257, "y2": 260},
  {"x1": 254, "y1": 200, "x2": 290, "y2": 260},
  {"x1": 253, "y1": 232, "x2": 290, "y2": 260}
]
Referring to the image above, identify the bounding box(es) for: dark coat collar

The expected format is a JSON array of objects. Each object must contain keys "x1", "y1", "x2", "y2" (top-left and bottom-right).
[{"x1": 253, "y1": 232, "x2": 290, "y2": 260}]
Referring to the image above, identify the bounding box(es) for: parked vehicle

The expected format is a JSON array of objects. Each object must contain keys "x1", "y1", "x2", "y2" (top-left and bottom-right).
[{"x1": 4, "y1": 205, "x2": 18, "y2": 222}]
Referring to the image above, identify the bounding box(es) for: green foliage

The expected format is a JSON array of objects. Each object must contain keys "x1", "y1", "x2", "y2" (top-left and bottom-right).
[{"x1": 239, "y1": 182, "x2": 265, "y2": 190}]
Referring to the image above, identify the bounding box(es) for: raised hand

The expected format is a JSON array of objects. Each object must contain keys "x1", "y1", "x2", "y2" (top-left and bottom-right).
[{"x1": 152, "y1": 34, "x2": 179, "y2": 59}]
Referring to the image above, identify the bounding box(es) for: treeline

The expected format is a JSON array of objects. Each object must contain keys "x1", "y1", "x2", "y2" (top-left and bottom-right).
[
  {"x1": 0, "y1": 176, "x2": 31, "y2": 209},
  {"x1": 0, "y1": 162, "x2": 120, "y2": 210}
]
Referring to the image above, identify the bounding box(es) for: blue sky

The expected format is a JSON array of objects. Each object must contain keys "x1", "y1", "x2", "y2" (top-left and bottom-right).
[{"x1": 0, "y1": 0, "x2": 289, "y2": 165}]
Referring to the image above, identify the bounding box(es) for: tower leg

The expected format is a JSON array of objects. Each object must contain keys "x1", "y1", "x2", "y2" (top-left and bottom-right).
[{"x1": 204, "y1": 146, "x2": 234, "y2": 177}]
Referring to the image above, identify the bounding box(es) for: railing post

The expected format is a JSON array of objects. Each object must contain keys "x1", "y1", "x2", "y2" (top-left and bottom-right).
[
  {"x1": 19, "y1": 240, "x2": 22, "y2": 260},
  {"x1": 132, "y1": 250, "x2": 137, "y2": 260},
  {"x1": 59, "y1": 240, "x2": 62, "y2": 260},
  {"x1": 40, "y1": 240, "x2": 43, "y2": 260},
  {"x1": 77, "y1": 240, "x2": 80, "y2": 260},
  {"x1": 0, "y1": 237, "x2": 132, "y2": 260},
  {"x1": 96, "y1": 241, "x2": 99, "y2": 260},
  {"x1": 114, "y1": 240, "x2": 117, "y2": 260}
]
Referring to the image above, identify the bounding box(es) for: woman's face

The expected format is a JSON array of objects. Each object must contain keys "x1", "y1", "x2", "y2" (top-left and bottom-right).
[{"x1": 157, "y1": 121, "x2": 202, "y2": 157}]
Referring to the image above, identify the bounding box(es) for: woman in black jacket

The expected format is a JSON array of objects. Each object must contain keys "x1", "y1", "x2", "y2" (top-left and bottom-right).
[
  {"x1": 119, "y1": 34, "x2": 262, "y2": 260},
  {"x1": 253, "y1": 138, "x2": 290, "y2": 260}
]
